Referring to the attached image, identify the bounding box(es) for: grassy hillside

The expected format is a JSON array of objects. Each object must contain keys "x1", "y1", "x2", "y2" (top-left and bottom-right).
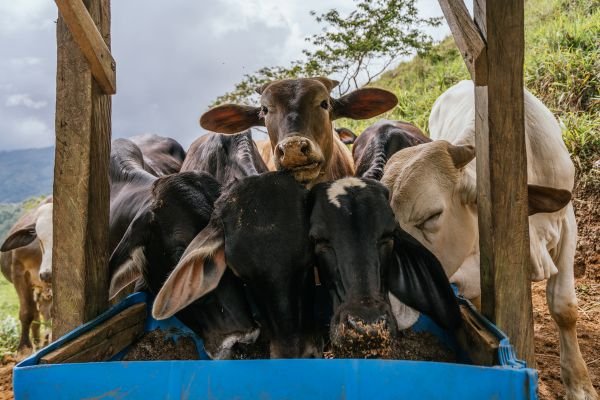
[
  {"x1": 0, "y1": 147, "x2": 53, "y2": 203},
  {"x1": 343, "y1": 0, "x2": 599, "y2": 184}
]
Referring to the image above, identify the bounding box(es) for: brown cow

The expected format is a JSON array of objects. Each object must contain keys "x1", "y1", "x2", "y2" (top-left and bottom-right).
[
  {"x1": 256, "y1": 127, "x2": 356, "y2": 172},
  {"x1": 200, "y1": 77, "x2": 397, "y2": 186},
  {"x1": 1, "y1": 197, "x2": 53, "y2": 358}
]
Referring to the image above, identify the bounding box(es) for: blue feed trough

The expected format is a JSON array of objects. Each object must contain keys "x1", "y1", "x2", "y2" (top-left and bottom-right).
[{"x1": 14, "y1": 292, "x2": 538, "y2": 399}]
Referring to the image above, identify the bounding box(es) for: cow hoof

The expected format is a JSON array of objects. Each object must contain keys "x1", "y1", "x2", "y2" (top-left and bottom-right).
[
  {"x1": 565, "y1": 384, "x2": 599, "y2": 400},
  {"x1": 16, "y1": 346, "x2": 33, "y2": 361}
]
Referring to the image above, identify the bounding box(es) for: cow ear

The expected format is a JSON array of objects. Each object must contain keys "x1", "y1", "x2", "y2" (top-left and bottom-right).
[
  {"x1": 108, "y1": 210, "x2": 153, "y2": 300},
  {"x1": 200, "y1": 104, "x2": 264, "y2": 134},
  {"x1": 1, "y1": 224, "x2": 37, "y2": 252},
  {"x1": 152, "y1": 222, "x2": 227, "y2": 320},
  {"x1": 388, "y1": 226, "x2": 462, "y2": 331},
  {"x1": 528, "y1": 184, "x2": 571, "y2": 215},
  {"x1": 313, "y1": 77, "x2": 340, "y2": 92},
  {"x1": 332, "y1": 88, "x2": 397, "y2": 120},
  {"x1": 335, "y1": 127, "x2": 357, "y2": 145}
]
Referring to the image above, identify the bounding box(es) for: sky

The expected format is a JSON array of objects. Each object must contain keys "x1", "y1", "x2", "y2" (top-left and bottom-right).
[{"x1": 0, "y1": 0, "x2": 450, "y2": 151}]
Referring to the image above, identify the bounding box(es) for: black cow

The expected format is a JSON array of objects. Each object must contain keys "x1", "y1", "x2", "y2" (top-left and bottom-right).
[
  {"x1": 152, "y1": 172, "x2": 321, "y2": 359},
  {"x1": 353, "y1": 120, "x2": 430, "y2": 180},
  {"x1": 109, "y1": 172, "x2": 260, "y2": 359},
  {"x1": 129, "y1": 133, "x2": 186, "y2": 176},
  {"x1": 181, "y1": 130, "x2": 268, "y2": 186},
  {"x1": 308, "y1": 177, "x2": 461, "y2": 347},
  {"x1": 108, "y1": 133, "x2": 271, "y2": 359}
]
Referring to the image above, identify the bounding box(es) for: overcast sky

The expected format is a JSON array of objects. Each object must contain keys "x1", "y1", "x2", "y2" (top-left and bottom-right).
[{"x1": 0, "y1": 0, "x2": 450, "y2": 151}]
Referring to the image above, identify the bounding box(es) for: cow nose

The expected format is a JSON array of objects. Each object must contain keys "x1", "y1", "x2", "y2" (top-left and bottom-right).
[
  {"x1": 39, "y1": 271, "x2": 52, "y2": 283},
  {"x1": 275, "y1": 137, "x2": 314, "y2": 169},
  {"x1": 347, "y1": 315, "x2": 388, "y2": 335}
]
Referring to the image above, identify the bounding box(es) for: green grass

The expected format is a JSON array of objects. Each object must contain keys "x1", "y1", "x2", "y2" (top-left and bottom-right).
[
  {"x1": 341, "y1": 0, "x2": 599, "y2": 188},
  {"x1": 0, "y1": 275, "x2": 19, "y2": 356}
]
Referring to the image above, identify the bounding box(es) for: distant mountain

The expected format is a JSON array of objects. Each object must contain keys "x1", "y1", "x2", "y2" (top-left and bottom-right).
[{"x1": 0, "y1": 147, "x2": 54, "y2": 203}]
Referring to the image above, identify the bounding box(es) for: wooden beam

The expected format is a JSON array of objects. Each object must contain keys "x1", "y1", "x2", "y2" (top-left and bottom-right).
[
  {"x1": 41, "y1": 303, "x2": 146, "y2": 364},
  {"x1": 53, "y1": 0, "x2": 112, "y2": 338},
  {"x1": 456, "y1": 305, "x2": 499, "y2": 366},
  {"x1": 437, "y1": 0, "x2": 487, "y2": 85},
  {"x1": 54, "y1": 0, "x2": 116, "y2": 95},
  {"x1": 473, "y1": 0, "x2": 535, "y2": 365}
]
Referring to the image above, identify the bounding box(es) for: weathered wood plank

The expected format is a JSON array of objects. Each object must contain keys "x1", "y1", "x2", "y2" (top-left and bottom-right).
[
  {"x1": 53, "y1": 0, "x2": 112, "y2": 339},
  {"x1": 41, "y1": 303, "x2": 146, "y2": 364},
  {"x1": 54, "y1": 0, "x2": 116, "y2": 95},
  {"x1": 473, "y1": 0, "x2": 535, "y2": 365},
  {"x1": 456, "y1": 305, "x2": 499, "y2": 366},
  {"x1": 437, "y1": 0, "x2": 487, "y2": 85}
]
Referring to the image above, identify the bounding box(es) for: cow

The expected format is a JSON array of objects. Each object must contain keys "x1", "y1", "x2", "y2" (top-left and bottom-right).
[
  {"x1": 152, "y1": 172, "x2": 322, "y2": 358},
  {"x1": 353, "y1": 120, "x2": 430, "y2": 180},
  {"x1": 308, "y1": 177, "x2": 461, "y2": 349},
  {"x1": 182, "y1": 130, "x2": 268, "y2": 185},
  {"x1": 0, "y1": 197, "x2": 53, "y2": 357},
  {"x1": 129, "y1": 133, "x2": 186, "y2": 176},
  {"x1": 381, "y1": 80, "x2": 596, "y2": 400},
  {"x1": 257, "y1": 127, "x2": 358, "y2": 172},
  {"x1": 199, "y1": 77, "x2": 397, "y2": 187},
  {"x1": 108, "y1": 136, "x2": 265, "y2": 359}
]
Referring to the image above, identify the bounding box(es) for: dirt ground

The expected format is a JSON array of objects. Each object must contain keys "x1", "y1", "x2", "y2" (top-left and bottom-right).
[
  {"x1": 0, "y1": 362, "x2": 14, "y2": 400},
  {"x1": 536, "y1": 183, "x2": 600, "y2": 400}
]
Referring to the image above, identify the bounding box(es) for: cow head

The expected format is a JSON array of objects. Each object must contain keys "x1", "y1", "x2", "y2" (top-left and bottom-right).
[
  {"x1": 309, "y1": 177, "x2": 461, "y2": 350},
  {"x1": 153, "y1": 172, "x2": 321, "y2": 358},
  {"x1": 200, "y1": 77, "x2": 397, "y2": 185},
  {"x1": 382, "y1": 140, "x2": 573, "y2": 281},
  {"x1": 109, "y1": 172, "x2": 259, "y2": 359},
  {"x1": 1, "y1": 202, "x2": 53, "y2": 284}
]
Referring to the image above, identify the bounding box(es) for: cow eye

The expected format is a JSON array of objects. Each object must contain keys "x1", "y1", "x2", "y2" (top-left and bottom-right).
[
  {"x1": 416, "y1": 211, "x2": 442, "y2": 232},
  {"x1": 320, "y1": 100, "x2": 329, "y2": 110},
  {"x1": 313, "y1": 238, "x2": 331, "y2": 252},
  {"x1": 378, "y1": 235, "x2": 394, "y2": 247}
]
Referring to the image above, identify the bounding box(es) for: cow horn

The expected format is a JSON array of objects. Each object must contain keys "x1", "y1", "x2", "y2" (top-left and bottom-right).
[
  {"x1": 313, "y1": 77, "x2": 339, "y2": 92},
  {"x1": 447, "y1": 143, "x2": 475, "y2": 169}
]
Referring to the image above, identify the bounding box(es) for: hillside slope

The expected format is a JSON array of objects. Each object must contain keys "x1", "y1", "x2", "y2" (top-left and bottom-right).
[
  {"x1": 344, "y1": 0, "x2": 599, "y2": 183},
  {"x1": 0, "y1": 147, "x2": 53, "y2": 203}
]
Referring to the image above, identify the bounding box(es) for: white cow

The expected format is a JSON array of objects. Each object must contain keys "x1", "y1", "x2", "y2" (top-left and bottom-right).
[{"x1": 382, "y1": 80, "x2": 597, "y2": 400}]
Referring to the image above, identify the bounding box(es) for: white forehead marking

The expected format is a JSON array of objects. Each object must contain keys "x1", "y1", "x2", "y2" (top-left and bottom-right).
[{"x1": 327, "y1": 177, "x2": 366, "y2": 208}]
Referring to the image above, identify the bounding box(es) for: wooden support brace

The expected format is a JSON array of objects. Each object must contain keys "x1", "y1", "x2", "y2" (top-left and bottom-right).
[
  {"x1": 473, "y1": 0, "x2": 535, "y2": 365},
  {"x1": 437, "y1": 0, "x2": 487, "y2": 85},
  {"x1": 55, "y1": 0, "x2": 116, "y2": 95},
  {"x1": 53, "y1": 0, "x2": 112, "y2": 339}
]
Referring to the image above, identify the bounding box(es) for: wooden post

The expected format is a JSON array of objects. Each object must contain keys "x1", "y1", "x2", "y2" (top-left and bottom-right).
[
  {"x1": 473, "y1": 0, "x2": 535, "y2": 365},
  {"x1": 53, "y1": 0, "x2": 112, "y2": 338}
]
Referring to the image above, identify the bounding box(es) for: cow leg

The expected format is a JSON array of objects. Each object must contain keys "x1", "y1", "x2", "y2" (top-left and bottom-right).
[
  {"x1": 13, "y1": 270, "x2": 35, "y2": 359},
  {"x1": 31, "y1": 305, "x2": 41, "y2": 348},
  {"x1": 546, "y1": 205, "x2": 597, "y2": 400}
]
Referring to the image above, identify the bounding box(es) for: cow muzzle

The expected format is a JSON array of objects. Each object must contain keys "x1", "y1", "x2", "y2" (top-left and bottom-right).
[
  {"x1": 331, "y1": 300, "x2": 396, "y2": 356},
  {"x1": 275, "y1": 136, "x2": 324, "y2": 182}
]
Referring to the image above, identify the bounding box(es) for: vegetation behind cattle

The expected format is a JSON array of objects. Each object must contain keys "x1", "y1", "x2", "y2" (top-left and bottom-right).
[{"x1": 342, "y1": 0, "x2": 599, "y2": 187}]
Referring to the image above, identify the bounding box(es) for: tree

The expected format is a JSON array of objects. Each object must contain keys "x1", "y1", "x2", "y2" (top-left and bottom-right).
[{"x1": 212, "y1": 0, "x2": 441, "y2": 105}]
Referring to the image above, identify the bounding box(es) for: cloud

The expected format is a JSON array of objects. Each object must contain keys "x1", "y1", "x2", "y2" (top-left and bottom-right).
[
  {"x1": 0, "y1": 0, "x2": 54, "y2": 34},
  {"x1": 6, "y1": 93, "x2": 48, "y2": 110},
  {"x1": 0, "y1": 0, "x2": 449, "y2": 151},
  {"x1": 9, "y1": 57, "x2": 42, "y2": 67}
]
